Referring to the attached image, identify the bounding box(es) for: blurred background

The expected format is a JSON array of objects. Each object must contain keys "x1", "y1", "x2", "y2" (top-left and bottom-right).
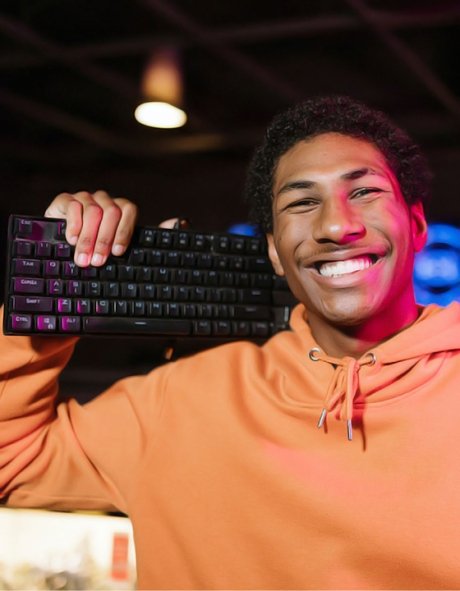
[
  {"x1": 0, "y1": 0, "x2": 459, "y2": 228},
  {"x1": 0, "y1": 2, "x2": 460, "y2": 588}
]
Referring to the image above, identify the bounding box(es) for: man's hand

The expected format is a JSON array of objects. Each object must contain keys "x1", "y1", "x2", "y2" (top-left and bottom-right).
[{"x1": 45, "y1": 190, "x2": 138, "y2": 267}]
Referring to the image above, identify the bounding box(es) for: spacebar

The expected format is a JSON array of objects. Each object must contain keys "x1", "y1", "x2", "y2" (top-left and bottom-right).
[{"x1": 83, "y1": 317, "x2": 192, "y2": 335}]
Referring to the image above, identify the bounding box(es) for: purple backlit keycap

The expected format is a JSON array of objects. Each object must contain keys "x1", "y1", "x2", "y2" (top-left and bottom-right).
[
  {"x1": 60, "y1": 316, "x2": 81, "y2": 333},
  {"x1": 11, "y1": 296, "x2": 53, "y2": 312},
  {"x1": 36, "y1": 315, "x2": 57, "y2": 332},
  {"x1": 13, "y1": 277, "x2": 44, "y2": 294},
  {"x1": 9, "y1": 313, "x2": 32, "y2": 331}
]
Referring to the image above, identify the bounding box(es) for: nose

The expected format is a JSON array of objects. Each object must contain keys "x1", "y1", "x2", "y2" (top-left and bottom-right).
[{"x1": 312, "y1": 197, "x2": 366, "y2": 244}]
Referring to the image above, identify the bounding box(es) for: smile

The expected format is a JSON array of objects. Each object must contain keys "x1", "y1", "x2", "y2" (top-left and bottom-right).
[{"x1": 315, "y1": 255, "x2": 379, "y2": 278}]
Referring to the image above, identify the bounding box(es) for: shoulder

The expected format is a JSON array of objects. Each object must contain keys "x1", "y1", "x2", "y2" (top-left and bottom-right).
[{"x1": 162, "y1": 329, "x2": 304, "y2": 386}]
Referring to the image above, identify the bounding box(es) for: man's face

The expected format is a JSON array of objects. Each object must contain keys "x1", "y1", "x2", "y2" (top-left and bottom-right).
[{"x1": 267, "y1": 132, "x2": 427, "y2": 331}]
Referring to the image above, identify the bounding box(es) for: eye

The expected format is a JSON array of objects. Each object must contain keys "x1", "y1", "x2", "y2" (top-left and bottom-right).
[
  {"x1": 351, "y1": 187, "x2": 382, "y2": 199},
  {"x1": 284, "y1": 197, "x2": 319, "y2": 211}
]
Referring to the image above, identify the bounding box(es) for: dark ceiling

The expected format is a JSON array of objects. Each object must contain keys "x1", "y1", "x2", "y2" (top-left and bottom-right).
[{"x1": 0, "y1": 0, "x2": 460, "y2": 231}]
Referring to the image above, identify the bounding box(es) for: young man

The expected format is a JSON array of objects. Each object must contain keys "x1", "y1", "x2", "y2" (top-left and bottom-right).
[{"x1": 1, "y1": 96, "x2": 460, "y2": 589}]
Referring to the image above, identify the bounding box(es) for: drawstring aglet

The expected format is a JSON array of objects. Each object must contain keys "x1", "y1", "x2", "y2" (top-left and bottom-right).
[
  {"x1": 317, "y1": 408, "x2": 327, "y2": 429},
  {"x1": 347, "y1": 419, "x2": 353, "y2": 441}
]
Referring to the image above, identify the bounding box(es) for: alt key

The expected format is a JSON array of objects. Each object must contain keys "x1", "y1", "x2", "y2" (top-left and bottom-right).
[{"x1": 59, "y1": 316, "x2": 81, "y2": 333}]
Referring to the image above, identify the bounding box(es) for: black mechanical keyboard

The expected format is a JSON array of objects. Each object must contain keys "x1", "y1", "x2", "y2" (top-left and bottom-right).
[{"x1": 3, "y1": 215, "x2": 296, "y2": 339}]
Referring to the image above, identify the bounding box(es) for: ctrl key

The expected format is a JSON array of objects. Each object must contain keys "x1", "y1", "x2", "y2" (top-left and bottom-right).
[{"x1": 9, "y1": 313, "x2": 32, "y2": 332}]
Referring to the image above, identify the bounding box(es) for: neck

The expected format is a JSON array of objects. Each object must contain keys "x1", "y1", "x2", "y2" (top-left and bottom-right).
[{"x1": 306, "y1": 301, "x2": 421, "y2": 359}]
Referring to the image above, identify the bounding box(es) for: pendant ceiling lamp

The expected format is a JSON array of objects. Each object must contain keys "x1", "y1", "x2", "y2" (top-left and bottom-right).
[{"x1": 134, "y1": 47, "x2": 187, "y2": 129}]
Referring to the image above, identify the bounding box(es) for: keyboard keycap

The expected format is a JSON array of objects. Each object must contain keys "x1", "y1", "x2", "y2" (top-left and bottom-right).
[
  {"x1": 238, "y1": 288, "x2": 271, "y2": 305},
  {"x1": 213, "y1": 320, "x2": 231, "y2": 336},
  {"x1": 14, "y1": 277, "x2": 45, "y2": 294},
  {"x1": 57, "y1": 298, "x2": 73, "y2": 313},
  {"x1": 45, "y1": 260, "x2": 61, "y2": 276},
  {"x1": 11, "y1": 296, "x2": 54, "y2": 313},
  {"x1": 232, "y1": 321, "x2": 251, "y2": 336},
  {"x1": 36, "y1": 241, "x2": 52, "y2": 257},
  {"x1": 83, "y1": 317, "x2": 192, "y2": 335},
  {"x1": 9, "y1": 313, "x2": 32, "y2": 331},
  {"x1": 231, "y1": 305, "x2": 270, "y2": 320},
  {"x1": 14, "y1": 240, "x2": 34, "y2": 257},
  {"x1": 194, "y1": 320, "x2": 211, "y2": 335},
  {"x1": 14, "y1": 259, "x2": 41, "y2": 275},
  {"x1": 36, "y1": 315, "x2": 57, "y2": 332},
  {"x1": 252, "y1": 321, "x2": 270, "y2": 337},
  {"x1": 48, "y1": 279, "x2": 64, "y2": 295},
  {"x1": 15, "y1": 218, "x2": 33, "y2": 236},
  {"x1": 60, "y1": 316, "x2": 81, "y2": 333}
]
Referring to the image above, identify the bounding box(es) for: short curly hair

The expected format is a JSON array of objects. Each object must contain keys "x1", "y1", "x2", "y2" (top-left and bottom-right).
[{"x1": 244, "y1": 95, "x2": 432, "y2": 233}]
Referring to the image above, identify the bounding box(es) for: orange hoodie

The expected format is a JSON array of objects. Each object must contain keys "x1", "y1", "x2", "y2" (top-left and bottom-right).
[{"x1": 1, "y1": 302, "x2": 460, "y2": 590}]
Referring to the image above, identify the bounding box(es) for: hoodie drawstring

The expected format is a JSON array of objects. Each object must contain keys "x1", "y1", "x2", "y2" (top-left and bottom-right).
[{"x1": 309, "y1": 348, "x2": 376, "y2": 441}]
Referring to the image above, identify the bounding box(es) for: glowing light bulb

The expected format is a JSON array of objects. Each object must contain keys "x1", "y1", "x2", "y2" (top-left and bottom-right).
[{"x1": 134, "y1": 101, "x2": 187, "y2": 129}]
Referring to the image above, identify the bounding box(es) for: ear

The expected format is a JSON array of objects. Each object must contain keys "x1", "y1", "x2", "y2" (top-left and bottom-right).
[
  {"x1": 266, "y1": 233, "x2": 285, "y2": 276},
  {"x1": 410, "y1": 201, "x2": 428, "y2": 253}
]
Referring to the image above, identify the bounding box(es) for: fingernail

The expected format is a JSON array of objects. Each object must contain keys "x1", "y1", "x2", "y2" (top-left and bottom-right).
[
  {"x1": 76, "y1": 253, "x2": 89, "y2": 266},
  {"x1": 112, "y1": 244, "x2": 124, "y2": 256},
  {"x1": 91, "y1": 253, "x2": 104, "y2": 266}
]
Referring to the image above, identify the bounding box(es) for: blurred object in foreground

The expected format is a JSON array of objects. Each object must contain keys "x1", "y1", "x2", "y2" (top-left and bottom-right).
[{"x1": 0, "y1": 508, "x2": 135, "y2": 590}]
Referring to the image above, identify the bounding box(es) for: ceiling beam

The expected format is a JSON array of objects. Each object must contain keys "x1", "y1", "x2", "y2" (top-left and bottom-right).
[
  {"x1": 0, "y1": 12, "x2": 138, "y2": 99},
  {"x1": 0, "y1": 8, "x2": 458, "y2": 68},
  {"x1": 344, "y1": 0, "x2": 460, "y2": 122}
]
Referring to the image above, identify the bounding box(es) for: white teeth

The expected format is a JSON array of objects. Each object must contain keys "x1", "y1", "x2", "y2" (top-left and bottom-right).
[{"x1": 318, "y1": 257, "x2": 373, "y2": 277}]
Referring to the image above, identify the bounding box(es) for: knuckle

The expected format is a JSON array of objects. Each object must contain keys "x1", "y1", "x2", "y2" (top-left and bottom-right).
[
  {"x1": 125, "y1": 201, "x2": 138, "y2": 216},
  {"x1": 105, "y1": 203, "x2": 122, "y2": 221},
  {"x1": 76, "y1": 191, "x2": 93, "y2": 200},
  {"x1": 84, "y1": 202, "x2": 103, "y2": 218},
  {"x1": 116, "y1": 198, "x2": 138, "y2": 215},
  {"x1": 95, "y1": 236, "x2": 112, "y2": 249},
  {"x1": 94, "y1": 189, "x2": 110, "y2": 198},
  {"x1": 114, "y1": 228, "x2": 129, "y2": 244},
  {"x1": 55, "y1": 191, "x2": 73, "y2": 199},
  {"x1": 78, "y1": 235, "x2": 94, "y2": 249}
]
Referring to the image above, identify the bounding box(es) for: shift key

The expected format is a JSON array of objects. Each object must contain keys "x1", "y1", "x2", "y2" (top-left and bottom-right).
[
  {"x1": 11, "y1": 295, "x2": 54, "y2": 312},
  {"x1": 13, "y1": 277, "x2": 45, "y2": 294}
]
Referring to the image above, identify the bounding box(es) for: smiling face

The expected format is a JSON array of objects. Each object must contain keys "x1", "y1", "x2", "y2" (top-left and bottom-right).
[{"x1": 267, "y1": 132, "x2": 428, "y2": 341}]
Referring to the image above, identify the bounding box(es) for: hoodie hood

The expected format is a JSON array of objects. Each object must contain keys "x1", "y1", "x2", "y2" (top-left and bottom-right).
[{"x1": 282, "y1": 302, "x2": 460, "y2": 440}]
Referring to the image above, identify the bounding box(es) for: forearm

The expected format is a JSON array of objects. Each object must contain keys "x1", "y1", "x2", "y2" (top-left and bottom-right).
[{"x1": 0, "y1": 306, "x2": 78, "y2": 499}]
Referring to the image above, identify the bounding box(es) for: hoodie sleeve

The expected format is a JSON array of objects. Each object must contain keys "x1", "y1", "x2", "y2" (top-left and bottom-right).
[{"x1": 0, "y1": 306, "x2": 169, "y2": 514}]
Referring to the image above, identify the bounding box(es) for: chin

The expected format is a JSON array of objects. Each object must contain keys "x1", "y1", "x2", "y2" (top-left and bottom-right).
[{"x1": 315, "y1": 297, "x2": 380, "y2": 328}]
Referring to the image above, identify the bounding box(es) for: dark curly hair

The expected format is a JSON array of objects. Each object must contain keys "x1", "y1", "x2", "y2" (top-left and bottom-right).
[{"x1": 244, "y1": 95, "x2": 432, "y2": 233}]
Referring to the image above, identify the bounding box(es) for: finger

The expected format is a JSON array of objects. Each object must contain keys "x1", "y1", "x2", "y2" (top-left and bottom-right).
[
  {"x1": 86, "y1": 191, "x2": 124, "y2": 265},
  {"x1": 111, "y1": 198, "x2": 138, "y2": 256},
  {"x1": 45, "y1": 193, "x2": 84, "y2": 246},
  {"x1": 44, "y1": 192, "x2": 75, "y2": 218},
  {"x1": 72, "y1": 193, "x2": 105, "y2": 266},
  {"x1": 158, "y1": 217, "x2": 191, "y2": 229},
  {"x1": 158, "y1": 217, "x2": 180, "y2": 229}
]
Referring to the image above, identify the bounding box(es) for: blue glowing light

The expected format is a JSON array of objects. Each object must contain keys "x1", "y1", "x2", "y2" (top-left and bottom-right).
[
  {"x1": 227, "y1": 223, "x2": 260, "y2": 237},
  {"x1": 413, "y1": 223, "x2": 460, "y2": 306}
]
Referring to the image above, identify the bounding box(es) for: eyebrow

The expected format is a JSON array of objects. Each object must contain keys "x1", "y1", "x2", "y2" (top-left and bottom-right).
[
  {"x1": 341, "y1": 167, "x2": 378, "y2": 181},
  {"x1": 276, "y1": 167, "x2": 380, "y2": 196}
]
